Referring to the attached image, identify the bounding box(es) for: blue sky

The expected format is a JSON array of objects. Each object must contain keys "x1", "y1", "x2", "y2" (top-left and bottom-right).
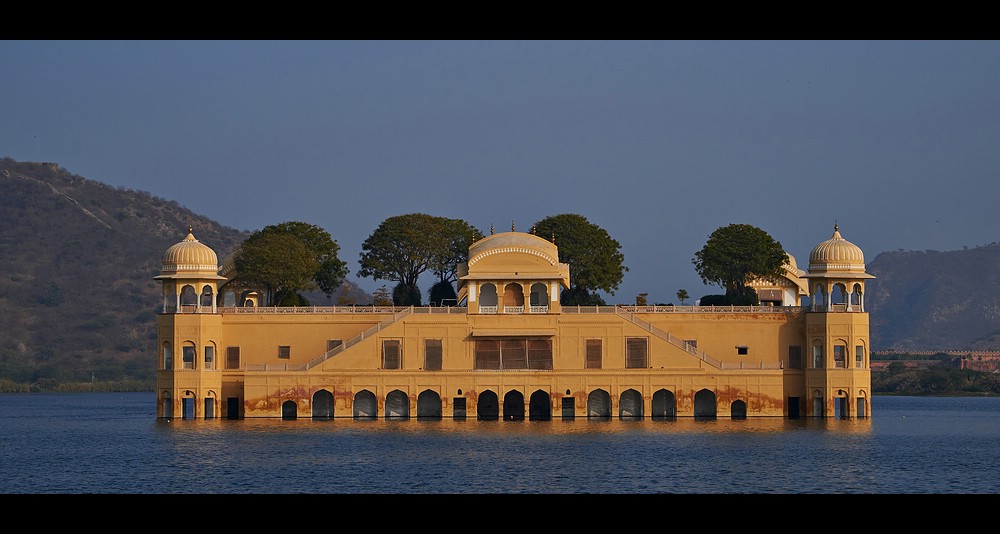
[{"x1": 3, "y1": 40, "x2": 999, "y2": 304}]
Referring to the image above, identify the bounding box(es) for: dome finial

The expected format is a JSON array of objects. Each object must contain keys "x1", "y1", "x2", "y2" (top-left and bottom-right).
[
  {"x1": 188, "y1": 225, "x2": 193, "y2": 234},
  {"x1": 511, "y1": 220, "x2": 515, "y2": 232}
]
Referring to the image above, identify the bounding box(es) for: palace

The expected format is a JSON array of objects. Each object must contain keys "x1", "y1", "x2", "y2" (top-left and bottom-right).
[{"x1": 154, "y1": 225, "x2": 873, "y2": 420}]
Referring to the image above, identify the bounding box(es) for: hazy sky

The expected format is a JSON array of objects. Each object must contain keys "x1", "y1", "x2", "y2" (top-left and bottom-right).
[{"x1": 3, "y1": 40, "x2": 999, "y2": 304}]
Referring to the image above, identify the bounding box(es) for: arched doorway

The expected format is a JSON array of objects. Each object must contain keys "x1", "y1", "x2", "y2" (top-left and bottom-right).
[
  {"x1": 281, "y1": 400, "x2": 297, "y2": 420},
  {"x1": 477, "y1": 390, "x2": 499, "y2": 420},
  {"x1": 588, "y1": 389, "x2": 611, "y2": 418},
  {"x1": 312, "y1": 389, "x2": 334, "y2": 419},
  {"x1": 651, "y1": 389, "x2": 676, "y2": 419},
  {"x1": 503, "y1": 390, "x2": 525, "y2": 421},
  {"x1": 385, "y1": 390, "x2": 409, "y2": 419},
  {"x1": 528, "y1": 389, "x2": 551, "y2": 420},
  {"x1": 694, "y1": 389, "x2": 717, "y2": 419},
  {"x1": 731, "y1": 399, "x2": 747, "y2": 419},
  {"x1": 619, "y1": 389, "x2": 643, "y2": 419},
  {"x1": 417, "y1": 390, "x2": 442, "y2": 420},
  {"x1": 354, "y1": 390, "x2": 377, "y2": 419}
]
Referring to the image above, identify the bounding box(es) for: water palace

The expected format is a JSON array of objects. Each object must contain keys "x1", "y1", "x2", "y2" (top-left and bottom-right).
[{"x1": 154, "y1": 224, "x2": 873, "y2": 420}]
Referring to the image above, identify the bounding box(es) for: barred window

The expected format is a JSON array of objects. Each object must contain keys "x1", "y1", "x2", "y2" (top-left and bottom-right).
[
  {"x1": 382, "y1": 340, "x2": 401, "y2": 369},
  {"x1": 204, "y1": 346, "x2": 214, "y2": 370},
  {"x1": 278, "y1": 346, "x2": 291, "y2": 359},
  {"x1": 502, "y1": 339, "x2": 527, "y2": 369},
  {"x1": 182, "y1": 345, "x2": 196, "y2": 369},
  {"x1": 788, "y1": 345, "x2": 802, "y2": 369},
  {"x1": 834, "y1": 344, "x2": 847, "y2": 368},
  {"x1": 527, "y1": 339, "x2": 552, "y2": 369},
  {"x1": 812, "y1": 343, "x2": 824, "y2": 368},
  {"x1": 424, "y1": 339, "x2": 442, "y2": 371},
  {"x1": 475, "y1": 339, "x2": 500, "y2": 370},
  {"x1": 226, "y1": 346, "x2": 240, "y2": 369},
  {"x1": 626, "y1": 337, "x2": 648, "y2": 368},
  {"x1": 586, "y1": 339, "x2": 602, "y2": 369},
  {"x1": 856, "y1": 345, "x2": 865, "y2": 368}
]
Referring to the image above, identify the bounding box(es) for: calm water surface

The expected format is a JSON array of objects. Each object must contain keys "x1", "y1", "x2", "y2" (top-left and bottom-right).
[{"x1": 1, "y1": 393, "x2": 998, "y2": 494}]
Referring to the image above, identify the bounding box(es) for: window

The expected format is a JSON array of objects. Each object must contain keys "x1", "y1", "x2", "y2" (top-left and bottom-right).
[
  {"x1": 162, "y1": 343, "x2": 172, "y2": 369},
  {"x1": 586, "y1": 339, "x2": 603, "y2": 369},
  {"x1": 475, "y1": 340, "x2": 500, "y2": 370},
  {"x1": 226, "y1": 347, "x2": 240, "y2": 369},
  {"x1": 788, "y1": 345, "x2": 802, "y2": 369},
  {"x1": 684, "y1": 339, "x2": 697, "y2": 350},
  {"x1": 424, "y1": 339, "x2": 442, "y2": 371},
  {"x1": 812, "y1": 343, "x2": 824, "y2": 368},
  {"x1": 527, "y1": 339, "x2": 552, "y2": 369},
  {"x1": 856, "y1": 345, "x2": 865, "y2": 368},
  {"x1": 834, "y1": 344, "x2": 847, "y2": 368},
  {"x1": 182, "y1": 345, "x2": 196, "y2": 369},
  {"x1": 327, "y1": 339, "x2": 343, "y2": 352},
  {"x1": 278, "y1": 346, "x2": 291, "y2": 359},
  {"x1": 626, "y1": 338, "x2": 648, "y2": 368},
  {"x1": 204, "y1": 346, "x2": 214, "y2": 370},
  {"x1": 382, "y1": 340, "x2": 401, "y2": 369},
  {"x1": 502, "y1": 339, "x2": 527, "y2": 369},
  {"x1": 737, "y1": 345, "x2": 749, "y2": 355}
]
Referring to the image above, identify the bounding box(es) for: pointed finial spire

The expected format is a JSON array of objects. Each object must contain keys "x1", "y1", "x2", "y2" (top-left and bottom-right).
[
  {"x1": 490, "y1": 224, "x2": 494, "y2": 236},
  {"x1": 511, "y1": 220, "x2": 515, "y2": 232},
  {"x1": 531, "y1": 225, "x2": 536, "y2": 235},
  {"x1": 551, "y1": 231, "x2": 555, "y2": 244},
  {"x1": 188, "y1": 225, "x2": 193, "y2": 234}
]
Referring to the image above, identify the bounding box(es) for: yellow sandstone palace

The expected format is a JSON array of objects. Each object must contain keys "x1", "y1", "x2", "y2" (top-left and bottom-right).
[{"x1": 154, "y1": 225, "x2": 873, "y2": 420}]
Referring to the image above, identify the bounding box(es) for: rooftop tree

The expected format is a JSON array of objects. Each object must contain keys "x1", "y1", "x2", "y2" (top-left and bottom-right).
[{"x1": 692, "y1": 223, "x2": 786, "y2": 305}]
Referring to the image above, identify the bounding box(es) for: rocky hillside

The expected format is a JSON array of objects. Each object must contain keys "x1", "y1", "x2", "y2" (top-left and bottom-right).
[
  {"x1": 0, "y1": 158, "x2": 366, "y2": 386},
  {"x1": 867, "y1": 245, "x2": 1000, "y2": 351}
]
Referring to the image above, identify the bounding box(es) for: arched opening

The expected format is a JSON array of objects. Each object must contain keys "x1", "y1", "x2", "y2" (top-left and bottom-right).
[
  {"x1": 851, "y1": 283, "x2": 863, "y2": 310},
  {"x1": 181, "y1": 342, "x2": 196, "y2": 369},
  {"x1": 812, "y1": 284, "x2": 826, "y2": 310},
  {"x1": 528, "y1": 389, "x2": 551, "y2": 421},
  {"x1": 204, "y1": 342, "x2": 216, "y2": 370},
  {"x1": 857, "y1": 392, "x2": 868, "y2": 418},
  {"x1": 587, "y1": 389, "x2": 612, "y2": 418},
  {"x1": 200, "y1": 284, "x2": 214, "y2": 307},
  {"x1": 477, "y1": 390, "x2": 499, "y2": 420},
  {"x1": 281, "y1": 400, "x2": 297, "y2": 420},
  {"x1": 354, "y1": 390, "x2": 377, "y2": 419},
  {"x1": 693, "y1": 389, "x2": 717, "y2": 419},
  {"x1": 503, "y1": 283, "x2": 524, "y2": 313},
  {"x1": 479, "y1": 283, "x2": 498, "y2": 313},
  {"x1": 503, "y1": 390, "x2": 525, "y2": 421},
  {"x1": 417, "y1": 390, "x2": 442, "y2": 420},
  {"x1": 831, "y1": 283, "x2": 847, "y2": 306},
  {"x1": 203, "y1": 392, "x2": 216, "y2": 419},
  {"x1": 619, "y1": 389, "x2": 643, "y2": 419},
  {"x1": 651, "y1": 389, "x2": 676, "y2": 419},
  {"x1": 529, "y1": 282, "x2": 549, "y2": 312},
  {"x1": 385, "y1": 389, "x2": 409, "y2": 419},
  {"x1": 731, "y1": 399, "x2": 747, "y2": 419},
  {"x1": 312, "y1": 389, "x2": 334, "y2": 419},
  {"x1": 834, "y1": 389, "x2": 849, "y2": 419},
  {"x1": 180, "y1": 284, "x2": 198, "y2": 306}
]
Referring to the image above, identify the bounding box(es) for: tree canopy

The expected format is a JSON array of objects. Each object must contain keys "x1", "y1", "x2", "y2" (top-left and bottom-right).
[
  {"x1": 232, "y1": 221, "x2": 348, "y2": 305},
  {"x1": 532, "y1": 214, "x2": 628, "y2": 306},
  {"x1": 692, "y1": 223, "x2": 786, "y2": 305},
  {"x1": 357, "y1": 213, "x2": 479, "y2": 305}
]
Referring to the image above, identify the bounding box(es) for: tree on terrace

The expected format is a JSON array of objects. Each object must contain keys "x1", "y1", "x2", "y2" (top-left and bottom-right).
[
  {"x1": 692, "y1": 223, "x2": 786, "y2": 306},
  {"x1": 532, "y1": 214, "x2": 628, "y2": 306}
]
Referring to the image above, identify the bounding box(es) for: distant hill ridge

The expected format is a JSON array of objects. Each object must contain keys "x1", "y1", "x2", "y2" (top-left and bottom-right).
[{"x1": 0, "y1": 157, "x2": 997, "y2": 385}]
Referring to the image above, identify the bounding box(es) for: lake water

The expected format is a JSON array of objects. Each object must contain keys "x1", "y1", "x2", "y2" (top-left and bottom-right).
[{"x1": 1, "y1": 393, "x2": 998, "y2": 494}]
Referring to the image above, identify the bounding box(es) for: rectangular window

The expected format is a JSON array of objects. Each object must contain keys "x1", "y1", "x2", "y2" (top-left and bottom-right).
[
  {"x1": 856, "y1": 345, "x2": 865, "y2": 368},
  {"x1": 812, "y1": 344, "x2": 824, "y2": 368},
  {"x1": 278, "y1": 346, "x2": 291, "y2": 359},
  {"x1": 382, "y1": 340, "x2": 401, "y2": 369},
  {"x1": 585, "y1": 339, "x2": 603, "y2": 369},
  {"x1": 788, "y1": 345, "x2": 802, "y2": 369},
  {"x1": 502, "y1": 339, "x2": 527, "y2": 369},
  {"x1": 163, "y1": 345, "x2": 172, "y2": 369},
  {"x1": 684, "y1": 339, "x2": 697, "y2": 349},
  {"x1": 737, "y1": 345, "x2": 749, "y2": 355},
  {"x1": 226, "y1": 346, "x2": 240, "y2": 369},
  {"x1": 527, "y1": 339, "x2": 552, "y2": 369},
  {"x1": 182, "y1": 346, "x2": 196, "y2": 369},
  {"x1": 204, "y1": 346, "x2": 214, "y2": 370},
  {"x1": 626, "y1": 337, "x2": 648, "y2": 368},
  {"x1": 475, "y1": 340, "x2": 500, "y2": 370},
  {"x1": 834, "y1": 345, "x2": 847, "y2": 368},
  {"x1": 327, "y1": 339, "x2": 343, "y2": 352},
  {"x1": 424, "y1": 339, "x2": 442, "y2": 371},
  {"x1": 453, "y1": 397, "x2": 467, "y2": 419}
]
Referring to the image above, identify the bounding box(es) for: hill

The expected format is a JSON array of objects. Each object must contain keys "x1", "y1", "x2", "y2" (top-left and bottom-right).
[
  {"x1": 0, "y1": 158, "x2": 367, "y2": 388},
  {"x1": 866, "y1": 245, "x2": 1000, "y2": 351}
]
